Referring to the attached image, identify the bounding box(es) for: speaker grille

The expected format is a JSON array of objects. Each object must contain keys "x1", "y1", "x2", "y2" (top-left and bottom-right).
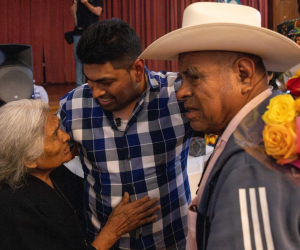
[{"x1": 0, "y1": 65, "x2": 33, "y2": 103}]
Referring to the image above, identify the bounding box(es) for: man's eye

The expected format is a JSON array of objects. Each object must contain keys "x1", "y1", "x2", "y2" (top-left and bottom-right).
[
  {"x1": 189, "y1": 75, "x2": 200, "y2": 81},
  {"x1": 101, "y1": 81, "x2": 113, "y2": 85}
]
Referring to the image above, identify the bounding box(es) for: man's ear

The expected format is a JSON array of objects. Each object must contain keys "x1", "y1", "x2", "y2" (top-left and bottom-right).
[
  {"x1": 25, "y1": 160, "x2": 38, "y2": 169},
  {"x1": 236, "y1": 57, "x2": 255, "y2": 94},
  {"x1": 132, "y1": 59, "x2": 145, "y2": 82}
]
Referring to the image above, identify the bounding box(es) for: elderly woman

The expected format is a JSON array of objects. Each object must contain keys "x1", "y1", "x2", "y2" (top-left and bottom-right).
[{"x1": 0, "y1": 99, "x2": 160, "y2": 250}]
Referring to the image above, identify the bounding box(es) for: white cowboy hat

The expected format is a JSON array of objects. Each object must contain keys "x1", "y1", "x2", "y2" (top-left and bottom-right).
[{"x1": 139, "y1": 2, "x2": 300, "y2": 72}]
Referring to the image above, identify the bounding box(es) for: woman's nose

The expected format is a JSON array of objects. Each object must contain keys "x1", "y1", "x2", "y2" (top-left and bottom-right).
[{"x1": 61, "y1": 130, "x2": 71, "y2": 142}]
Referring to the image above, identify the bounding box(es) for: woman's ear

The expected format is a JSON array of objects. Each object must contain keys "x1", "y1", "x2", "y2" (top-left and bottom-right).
[
  {"x1": 236, "y1": 57, "x2": 255, "y2": 94},
  {"x1": 25, "y1": 161, "x2": 38, "y2": 169}
]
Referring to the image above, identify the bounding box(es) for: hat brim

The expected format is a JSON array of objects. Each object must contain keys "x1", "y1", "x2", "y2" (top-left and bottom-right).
[{"x1": 140, "y1": 23, "x2": 300, "y2": 72}]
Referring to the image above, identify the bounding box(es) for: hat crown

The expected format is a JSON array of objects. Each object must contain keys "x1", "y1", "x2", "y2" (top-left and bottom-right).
[{"x1": 182, "y1": 2, "x2": 261, "y2": 28}]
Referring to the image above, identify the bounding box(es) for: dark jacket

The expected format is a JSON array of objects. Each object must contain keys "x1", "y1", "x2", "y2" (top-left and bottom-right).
[
  {"x1": 196, "y1": 93, "x2": 300, "y2": 250},
  {"x1": 0, "y1": 166, "x2": 94, "y2": 250}
]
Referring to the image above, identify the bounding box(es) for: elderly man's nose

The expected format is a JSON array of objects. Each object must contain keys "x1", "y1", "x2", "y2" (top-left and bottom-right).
[{"x1": 176, "y1": 83, "x2": 193, "y2": 101}]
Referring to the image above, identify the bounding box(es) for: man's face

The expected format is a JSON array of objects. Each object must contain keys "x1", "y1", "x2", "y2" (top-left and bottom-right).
[
  {"x1": 84, "y1": 62, "x2": 141, "y2": 112},
  {"x1": 296, "y1": 37, "x2": 300, "y2": 46},
  {"x1": 177, "y1": 51, "x2": 241, "y2": 135}
]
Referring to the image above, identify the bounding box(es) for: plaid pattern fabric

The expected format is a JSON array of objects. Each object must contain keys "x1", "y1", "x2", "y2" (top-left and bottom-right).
[{"x1": 58, "y1": 67, "x2": 193, "y2": 249}]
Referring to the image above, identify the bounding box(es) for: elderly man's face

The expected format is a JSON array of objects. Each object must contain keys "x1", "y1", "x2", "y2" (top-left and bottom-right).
[{"x1": 177, "y1": 51, "x2": 241, "y2": 135}]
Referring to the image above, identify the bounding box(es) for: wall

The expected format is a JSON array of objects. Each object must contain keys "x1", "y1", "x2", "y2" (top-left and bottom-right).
[{"x1": 0, "y1": 0, "x2": 269, "y2": 84}]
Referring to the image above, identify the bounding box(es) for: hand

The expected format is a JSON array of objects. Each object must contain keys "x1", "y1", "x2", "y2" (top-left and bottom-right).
[
  {"x1": 105, "y1": 192, "x2": 160, "y2": 239},
  {"x1": 81, "y1": 0, "x2": 88, "y2": 4},
  {"x1": 71, "y1": 1, "x2": 77, "y2": 14},
  {"x1": 91, "y1": 193, "x2": 160, "y2": 250}
]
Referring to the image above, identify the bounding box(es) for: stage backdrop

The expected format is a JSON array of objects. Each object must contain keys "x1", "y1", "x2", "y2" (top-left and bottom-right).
[{"x1": 0, "y1": 0, "x2": 269, "y2": 85}]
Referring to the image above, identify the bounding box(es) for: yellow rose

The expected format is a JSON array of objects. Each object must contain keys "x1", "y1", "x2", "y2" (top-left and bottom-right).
[
  {"x1": 262, "y1": 95, "x2": 296, "y2": 125},
  {"x1": 263, "y1": 124, "x2": 298, "y2": 164},
  {"x1": 295, "y1": 98, "x2": 300, "y2": 113},
  {"x1": 295, "y1": 69, "x2": 300, "y2": 77}
]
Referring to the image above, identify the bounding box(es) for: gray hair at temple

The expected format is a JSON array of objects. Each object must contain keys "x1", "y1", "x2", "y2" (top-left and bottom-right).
[{"x1": 0, "y1": 99, "x2": 50, "y2": 189}]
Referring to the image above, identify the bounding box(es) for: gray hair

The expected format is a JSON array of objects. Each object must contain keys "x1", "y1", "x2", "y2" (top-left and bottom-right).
[{"x1": 0, "y1": 99, "x2": 50, "y2": 189}]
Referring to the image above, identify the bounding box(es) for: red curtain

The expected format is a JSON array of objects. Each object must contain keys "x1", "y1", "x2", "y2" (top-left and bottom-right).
[{"x1": 0, "y1": 0, "x2": 269, "y2": 84}]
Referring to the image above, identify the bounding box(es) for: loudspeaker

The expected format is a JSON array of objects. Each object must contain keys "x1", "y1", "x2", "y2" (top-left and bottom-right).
[{"x1": 0, "y1": 44, "x2": 34, "y2": 103}]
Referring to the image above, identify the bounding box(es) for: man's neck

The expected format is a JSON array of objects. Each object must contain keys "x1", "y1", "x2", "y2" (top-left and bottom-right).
[{"x1": 113, "y1": 101, "x2": 137, "y2": 121}]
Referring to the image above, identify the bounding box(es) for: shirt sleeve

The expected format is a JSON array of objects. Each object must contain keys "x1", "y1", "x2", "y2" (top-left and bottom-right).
[
  {"x1": 206, "y1": 160, "x2": 300, "y2": 250},
  {"x1": 57, "y1": 94, "x2": 68, "y2": 132}
]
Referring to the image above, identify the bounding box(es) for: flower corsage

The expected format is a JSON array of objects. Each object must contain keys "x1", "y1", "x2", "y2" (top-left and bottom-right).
[{"x1": 261, "y1": 72, "x2": 300, "y2": 169}]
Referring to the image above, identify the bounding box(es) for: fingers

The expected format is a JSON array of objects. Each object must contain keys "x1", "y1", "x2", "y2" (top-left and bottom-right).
[
  {"x1": 134, "y1": 196, "x2": 160, "y2": 212},
  {"x1": 138, "y1": 214, "x2": 159, "y2": 226},
  {"x1": 117, "y1": 192, "x2": 130, "y2": 207},
  {"x1": 129, "y1": 194, "x2": 152, "y2": 208},
  {"x1": 107, "y1": 195, "x2": 161, "y2": 236},
  {"x1": 140, "y1": 203, "x2": 161, "y2": 218}
]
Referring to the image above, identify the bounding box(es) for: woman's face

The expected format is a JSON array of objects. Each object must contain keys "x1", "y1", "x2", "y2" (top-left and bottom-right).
[{"x1": 35, "y1": 112, "x2": 72, "y2": 170}]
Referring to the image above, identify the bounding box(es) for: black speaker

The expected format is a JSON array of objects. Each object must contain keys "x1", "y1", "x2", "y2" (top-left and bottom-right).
[{"x1": 0, "y1": 44, "x2": 34, "y2": 103}]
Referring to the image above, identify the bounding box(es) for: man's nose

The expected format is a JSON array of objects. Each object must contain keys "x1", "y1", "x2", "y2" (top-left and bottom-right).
[
  {"x1": 176, "y1": 82, "x2": 193, "y2": 101},
  {"x1": 89, "y1": 83, "x2": 106, "y2": 99}
]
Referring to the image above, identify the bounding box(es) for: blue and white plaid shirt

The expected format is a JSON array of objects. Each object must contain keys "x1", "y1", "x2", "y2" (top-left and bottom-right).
[{"x1": 58, "y1": 67, "x2": 193, "y2": 249}]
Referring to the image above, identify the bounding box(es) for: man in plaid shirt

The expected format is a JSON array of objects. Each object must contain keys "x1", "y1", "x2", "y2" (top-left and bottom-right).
[{"x1": 58, "y1": 19, "x2": 193, "y2": 249}]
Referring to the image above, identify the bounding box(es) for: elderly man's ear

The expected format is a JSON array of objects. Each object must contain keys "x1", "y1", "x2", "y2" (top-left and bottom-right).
[
  {"x1": 235, "y1": 57, "x2": 255, "y2": 94},
  {"x1": 25, "y1": 161, "x2": 38, "y2": 169}
]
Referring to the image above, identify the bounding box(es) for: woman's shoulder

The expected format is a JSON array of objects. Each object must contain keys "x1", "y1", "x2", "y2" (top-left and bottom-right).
[{"x1": 50, "y1": 165, "x2": 85, "y2": 211}]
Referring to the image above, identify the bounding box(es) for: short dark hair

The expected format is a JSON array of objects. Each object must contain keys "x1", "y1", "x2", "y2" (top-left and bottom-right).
[{"x1": 77, "y1": 19, "x2": 142, "y2": 71}]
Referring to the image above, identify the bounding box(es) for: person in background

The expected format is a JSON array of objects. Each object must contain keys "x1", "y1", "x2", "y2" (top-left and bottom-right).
[
  {"x1": 0, "y1": 99, "x2": 160, "y2": 250},
  {"x1": 33, "y1": 83, "x2": 49, "y2": 103},
  {"x1": 277, "y1": 18, "x2": 300, "y2": 84},
  {"x1": 71, "y1": 0, "x2": 103, "y2": 87},
  {"x1": 140, "y1": 2, "x2": 300, "y2": 249},
  {"x1": 58, "y1": 19, "x2": 193, "y2": 249}
]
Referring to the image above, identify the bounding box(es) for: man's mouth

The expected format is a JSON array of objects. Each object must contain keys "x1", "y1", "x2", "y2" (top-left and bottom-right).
[
  {"x1": 98, "y1": 97, "x2": 114, "y2": 107},
  {"x1": 99, "y1": 98, "x2": 112, "y2": 102},
  {"x1": 184, "y1": 105, "x2": 198, "y2": 112}
]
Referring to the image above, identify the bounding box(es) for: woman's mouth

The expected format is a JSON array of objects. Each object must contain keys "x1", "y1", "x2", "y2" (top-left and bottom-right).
[{"x1": 63, "y1": 147, "x2": 70, "y2": 154}]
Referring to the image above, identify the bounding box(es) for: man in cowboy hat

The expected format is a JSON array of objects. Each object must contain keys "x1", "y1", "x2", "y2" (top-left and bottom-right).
[{"x1": 140, "y1": 2, "x2": 300, "y2": 250}]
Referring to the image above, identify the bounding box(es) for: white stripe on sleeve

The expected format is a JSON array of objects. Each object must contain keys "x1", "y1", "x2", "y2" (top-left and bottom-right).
[
  {"x1": 249, "y1": 188, "x2": 263, "y2": 250},
  {"x1": 239, "y1": 189, "x2": 252, "y2": 250},
  {"x1": 259, "y1": 187, "x2": 275, "y2": 250}
]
